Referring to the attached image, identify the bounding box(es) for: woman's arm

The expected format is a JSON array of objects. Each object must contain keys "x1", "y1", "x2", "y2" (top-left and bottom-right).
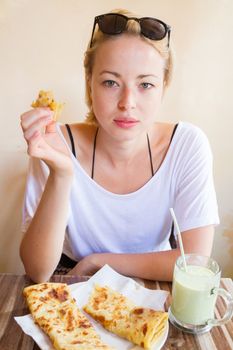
[
  {"x1": 68, "y1": 225, "x2": 214, "y2": 281},
  {"x1": 20, "y1": 108, "x2": 74, "y2": 282},
  {"x1": 20, "y1": 172, "x2": 73, "y2": 283}
]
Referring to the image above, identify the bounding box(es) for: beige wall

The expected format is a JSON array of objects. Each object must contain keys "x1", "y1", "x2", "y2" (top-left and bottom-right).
[{"x1": 1, "y1": 0, "x2": 232, "y2": 276}]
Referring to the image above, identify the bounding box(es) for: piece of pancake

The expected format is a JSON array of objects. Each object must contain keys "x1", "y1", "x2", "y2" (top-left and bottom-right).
[
  {"x1": 83, "y1": 284, "x2": 168, "y2": 349},
  {"x1": 23, "y1": 282, "x2": 114, "y2": 350},
  {"x1": 31, "y1": 90, "x2": 64, "y2": 120}
]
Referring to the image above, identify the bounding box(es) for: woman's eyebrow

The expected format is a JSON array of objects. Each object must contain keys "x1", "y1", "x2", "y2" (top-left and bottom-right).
[
  {"x1": 137, "y1": 74, "x2": 159, "y2": 79},
  {"x1": 99, "y1": 71, "x2": 160, "y2": 79},
  {"x1": 99, "y1": 70, "x2": 121, "y2": 77}
]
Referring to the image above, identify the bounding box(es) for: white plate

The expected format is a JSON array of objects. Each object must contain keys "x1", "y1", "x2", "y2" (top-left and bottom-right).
[{"x1": 15, "y1": 265, "x2": 169, "y2": 350}]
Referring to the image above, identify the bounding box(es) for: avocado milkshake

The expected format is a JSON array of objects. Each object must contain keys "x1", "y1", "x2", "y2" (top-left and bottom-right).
[{"x1": 171, "y1": 264, "x2": 218, "y2": 325}]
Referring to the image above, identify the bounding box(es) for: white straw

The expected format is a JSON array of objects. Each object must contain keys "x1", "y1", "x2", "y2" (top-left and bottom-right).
[{"x1": 170, "y1": 208, "x2": 187, "y2": 271}]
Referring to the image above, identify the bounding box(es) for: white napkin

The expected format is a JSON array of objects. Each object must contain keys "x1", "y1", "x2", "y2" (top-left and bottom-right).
[{"x1": 15, "y1": 265, "x2": 169, "y2": 350}]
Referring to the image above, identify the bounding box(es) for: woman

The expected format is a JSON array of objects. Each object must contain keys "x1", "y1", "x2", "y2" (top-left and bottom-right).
[{"x1": 20, "y1": 9, "x2": 219, "y2": 283}]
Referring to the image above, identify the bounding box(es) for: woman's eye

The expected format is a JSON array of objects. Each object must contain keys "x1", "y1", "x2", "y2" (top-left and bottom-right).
[
  {"x1": 103, "y1": 80, "x2": 118, "y2": 87},
  {"x1": 140, "y1": 82, "x2": 154, "y2": 89}
]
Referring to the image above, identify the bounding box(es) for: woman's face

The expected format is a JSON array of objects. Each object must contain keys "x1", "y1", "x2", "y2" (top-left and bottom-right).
[{"x1": 90, "y1": 35, "x2": 165, "y2": 140}]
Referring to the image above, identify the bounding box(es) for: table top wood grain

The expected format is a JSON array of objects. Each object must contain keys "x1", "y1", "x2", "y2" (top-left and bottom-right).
[{"x1": 0, "y1": 273, "x2": 232, "y2": 350}]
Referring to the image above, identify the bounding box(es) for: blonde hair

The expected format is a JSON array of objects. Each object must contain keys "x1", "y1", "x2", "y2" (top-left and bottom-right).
[{"x1": 84, "y1": 8, "x2": 173, "y2": 125}]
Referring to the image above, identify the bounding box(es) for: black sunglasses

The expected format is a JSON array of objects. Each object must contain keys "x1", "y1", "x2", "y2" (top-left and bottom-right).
[{"x1": 90, "y1": 13, "x2": 171, "y2": 48}]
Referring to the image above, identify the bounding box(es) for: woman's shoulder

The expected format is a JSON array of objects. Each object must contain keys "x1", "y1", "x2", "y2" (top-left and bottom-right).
[
  {"x1": 59, "y1": 121, "x2": 96, "y2": 137},
  {"x1": 177, "y1": 121, "x2": 208, "y2": 138},
  {"x1": 154, "y1": 121, "x2": 208, "y2": 148},
  {"x1": 155, "y1": 120, "x2": 205, "y2": 137},
  {"x1": 171, "y1": 122, "x2": 213, "y2": 164},
  {"x1": 59, "y1": 121, "x2": 97, "y2": 159},
  {"x1": 156, "y1": 121, "x2": 212, "y2": 161}
]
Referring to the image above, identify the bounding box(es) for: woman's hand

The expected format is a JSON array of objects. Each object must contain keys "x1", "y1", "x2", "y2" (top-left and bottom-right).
[
  {"x1": 68, "y1": 254, "x2": 102, "y2": 276},
  {"x1": 20, "y1": 108, "x2": 73, "y2": 177}
]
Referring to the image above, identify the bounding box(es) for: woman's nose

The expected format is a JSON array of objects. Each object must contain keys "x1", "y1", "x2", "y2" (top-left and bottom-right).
[{"x1": 118, "y1": 88, "x2": 136, "y2": 111}]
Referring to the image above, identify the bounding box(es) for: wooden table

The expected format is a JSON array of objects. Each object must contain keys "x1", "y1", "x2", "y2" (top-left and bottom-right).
[{"x1": 0, "y1": 273, "x2": 232, "y2": 350}]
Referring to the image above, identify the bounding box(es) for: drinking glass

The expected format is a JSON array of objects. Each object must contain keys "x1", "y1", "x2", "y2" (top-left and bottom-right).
[{"x1": 169, "y1": 254, "x2": 233, "y2": 334}]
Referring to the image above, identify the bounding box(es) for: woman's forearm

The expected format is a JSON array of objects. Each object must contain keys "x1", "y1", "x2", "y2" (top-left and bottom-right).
[
  {"x1": 73, "y1": 226, "x2": 214, "y2": 281},
  {"x1": 20, "y1": 172, "x2": 73, "y2": 282},
  {"x1": 93, "y1": 249, "x2": 181, "y2": 281},
  {"x1": 71, "y1": 249, "x2": 182, "y2": 281}
]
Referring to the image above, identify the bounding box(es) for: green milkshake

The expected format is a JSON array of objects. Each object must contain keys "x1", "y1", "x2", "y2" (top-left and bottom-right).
[{"x1": 171, "y1": 265, "x2": 218, "y2": 325}]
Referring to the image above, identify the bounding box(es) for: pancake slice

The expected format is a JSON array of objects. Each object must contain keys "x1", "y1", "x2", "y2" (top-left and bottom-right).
[
  {"x1": 23, "y1": 282, "x2": 114, "y2": 350},
  {"x1": 31, "y1": 90, "x2": 64, "y2": 120},
  {"x1": 83, "y1": 284, "x2": 168, "y2": 349}
]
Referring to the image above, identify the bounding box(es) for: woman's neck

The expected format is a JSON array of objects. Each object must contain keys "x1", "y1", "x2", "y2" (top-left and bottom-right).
[{"x1": 95, "y1": 127, "x2": 152, "y2": 167}]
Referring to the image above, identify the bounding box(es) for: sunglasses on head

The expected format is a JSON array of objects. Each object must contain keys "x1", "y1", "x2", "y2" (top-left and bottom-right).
[{"x1": 90, "y1": 13, "x2": 171, "y2": 48}]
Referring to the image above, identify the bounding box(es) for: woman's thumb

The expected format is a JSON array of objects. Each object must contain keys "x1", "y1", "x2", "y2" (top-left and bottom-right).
[{"x1": 45, "y1": 120, "x2": 56, "y2": 133}]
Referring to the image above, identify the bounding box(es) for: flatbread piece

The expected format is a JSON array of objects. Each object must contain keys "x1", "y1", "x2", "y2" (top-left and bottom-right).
[
  {"x1": 23, "y1": 282, "x2": 114, "y2": 350},
  {"x1": 83, "y1": 284, "x2": 168, "y2": 349},
  {"x1": 31, "y1": 90, "x2": 64, "y2": 120}
]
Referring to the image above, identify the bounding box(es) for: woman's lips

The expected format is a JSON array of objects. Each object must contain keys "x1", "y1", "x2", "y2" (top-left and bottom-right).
[{"x1": 114, "y1": 119, "x2": 139, "y2": 129}]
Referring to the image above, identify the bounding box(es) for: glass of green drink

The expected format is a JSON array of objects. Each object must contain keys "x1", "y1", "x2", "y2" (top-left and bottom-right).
[{"x1": 169, "y1": 254, "x2": 233, "y2": 334}]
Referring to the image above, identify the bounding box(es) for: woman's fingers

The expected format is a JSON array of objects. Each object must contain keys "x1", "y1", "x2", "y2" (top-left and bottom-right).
[
  {"x1": 20, "y1": 108, "x2": 53, "y2": 131},
  {"x1": 23, "y1": 116, "x2": 53, "y2": 142},
  {"x1": 27, "y1": 131, "x2": 42, "y2": 154},
  {"x1": 27, "y1": 132, "x2": 73, "y2": 176},
  {"x1": 20, "y1": 107, "x2": 55, "y2": 143},
  {"x1": 20, "y1": 108, "x2": 73, "y2": 175},
  {"x1": 45, "y1": 120, "x2": 57, "y2": 134},
  {"x1": 27, "y1": 131, "x2": 57, "y2": 159}
]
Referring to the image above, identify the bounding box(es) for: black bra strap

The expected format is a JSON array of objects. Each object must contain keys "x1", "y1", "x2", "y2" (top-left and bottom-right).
[
  {"x1": 170, "y1": 123, "x2": 178, "y2": 144},
  {"x1": 91, "y1": 128, "x2": 99, "y2": 179},
  {"x1": 147, "y1": 133, "x2": 154, "y2": 177},
  {"x1": 65, "y1": 124, "x2": 76, "y2": 158}
]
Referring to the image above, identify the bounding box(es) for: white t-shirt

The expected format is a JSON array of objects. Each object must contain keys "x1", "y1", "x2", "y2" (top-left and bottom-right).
[{"x1": 21, "y1": 122, "x2": 219, "y2": 261}]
